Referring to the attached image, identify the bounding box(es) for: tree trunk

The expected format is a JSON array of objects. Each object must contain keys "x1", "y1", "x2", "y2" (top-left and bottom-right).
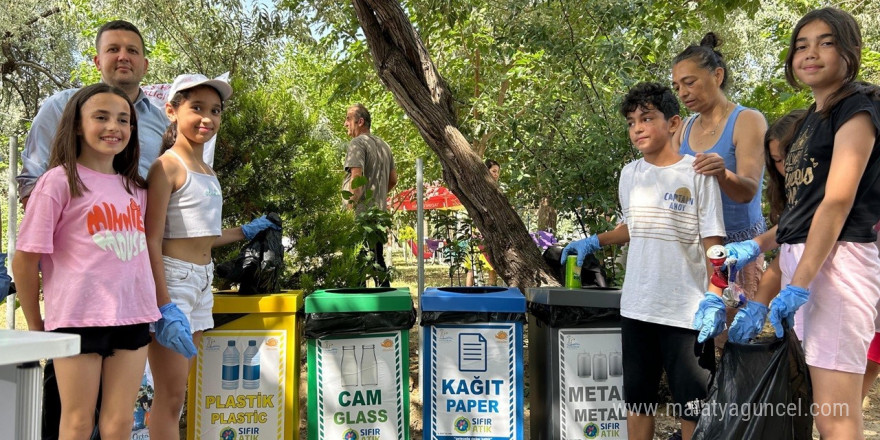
[
  {"x1": 537, "y1": 197, "x2": 558, "y2": 233},
  {"x1": 351, "y1": 0, "x2": 559, "y2": 288}
]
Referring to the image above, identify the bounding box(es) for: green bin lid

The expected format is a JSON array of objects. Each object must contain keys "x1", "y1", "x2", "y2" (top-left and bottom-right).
[
  {"x1": 305, "y1": 287, "x2": 413, "y2": 313},
  {"x1": 526, "y1": 287, "x2": 621, "y2": 309}
]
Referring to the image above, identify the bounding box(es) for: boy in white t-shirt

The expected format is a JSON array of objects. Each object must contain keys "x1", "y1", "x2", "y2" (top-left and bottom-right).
[{"x1": 560, "y1": 82, "x2": 726, "y2": 440}]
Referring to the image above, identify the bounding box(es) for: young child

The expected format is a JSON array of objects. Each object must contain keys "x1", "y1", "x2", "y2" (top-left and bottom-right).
[
  {"x1": 746, "y1": 8, "x2": 880, "y2": 439},
  {"x1": 13, "y1": 83, "x2": 160, "y2": 439},
  {"x1": 561, "y1": 82, "x2": 725, "y2": 440},
  {"x1": 145, "y1": 74, "x2": 278, "y2": 440},
  {"x1": 724, "y1": 110, "x2": 806, "y2": 344}
]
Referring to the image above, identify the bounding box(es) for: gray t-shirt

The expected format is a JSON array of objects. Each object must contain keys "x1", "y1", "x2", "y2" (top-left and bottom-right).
[{"x1": 343, "y1": 133, "x2": 395, "y2": 212}]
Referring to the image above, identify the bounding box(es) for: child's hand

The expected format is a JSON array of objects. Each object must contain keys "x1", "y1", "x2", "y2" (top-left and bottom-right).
[
  {"x1": 769, "y1": 285, "x2": 809, "y2": 338},
  {"x1": 559, "y1": 235, "x2": 600, "y2": 267},
  {"x1": 156, "y1": 303, "x2": 197, "y2": 358},
  {"x1": 723, "y1": 239, "x2": 761, "y2": 273},
  {"x1": 693, "y1": 292, "x2": 726, "y2": 343},
  {"x1": 241, "y1": 215, "x2": 281, "y2": 240},
  {"x1": 728, "y1": 300, "x2": 769, "y2": 343}
]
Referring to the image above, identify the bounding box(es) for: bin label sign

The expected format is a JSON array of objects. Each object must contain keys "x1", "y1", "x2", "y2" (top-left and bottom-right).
[
  {"x1": 316, "y1": 332, "x2": 405, "y2": 440},
  {"x1": 558, "y1": 329, "x2": 627, "y2": 440},
  {"x1": 193, "y1": 330, "x2": 287, "y2": 440},
  {"x1": 425, "y1": 323, "x2": 523, "y2": 440}
]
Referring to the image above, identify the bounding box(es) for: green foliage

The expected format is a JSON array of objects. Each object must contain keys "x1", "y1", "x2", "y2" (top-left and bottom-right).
[{"x1": 212, "y1": 75, "x2": 370, "y2": 292}]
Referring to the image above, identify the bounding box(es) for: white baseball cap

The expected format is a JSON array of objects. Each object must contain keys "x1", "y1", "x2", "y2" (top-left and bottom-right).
[{"x1": 167, "y1": 73, "x2": 232, "y2": 102}]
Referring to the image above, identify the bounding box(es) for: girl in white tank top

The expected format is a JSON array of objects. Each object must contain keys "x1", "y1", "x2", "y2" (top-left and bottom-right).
[{"x1": 143, "y1": 74, "x2": 277, "y2": 440}]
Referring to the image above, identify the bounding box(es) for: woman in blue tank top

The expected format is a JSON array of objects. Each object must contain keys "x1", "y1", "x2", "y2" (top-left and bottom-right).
[{"x1": 671, "y1": 33, "x2": 768, "y2": 344}]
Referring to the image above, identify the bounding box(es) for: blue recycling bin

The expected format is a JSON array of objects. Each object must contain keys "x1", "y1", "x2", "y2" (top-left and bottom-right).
[{"x1": 420, "y1": 286, "x2": 526, "y2": 440}]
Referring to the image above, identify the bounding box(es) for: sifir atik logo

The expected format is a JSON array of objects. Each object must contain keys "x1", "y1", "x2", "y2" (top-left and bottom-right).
[{"x1": 87, "y1": 198, "x2": 147, "y2": 261}]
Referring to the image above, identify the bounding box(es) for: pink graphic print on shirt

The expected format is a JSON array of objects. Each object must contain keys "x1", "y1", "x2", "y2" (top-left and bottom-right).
[{"x1": 87, "y1": 198, "x2": 147, "y2": 261}]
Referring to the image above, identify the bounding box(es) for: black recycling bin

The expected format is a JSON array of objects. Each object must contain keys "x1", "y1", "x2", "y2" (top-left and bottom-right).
[{"x1": 527, "y1": 287, "x2": 625, "y2": 440}]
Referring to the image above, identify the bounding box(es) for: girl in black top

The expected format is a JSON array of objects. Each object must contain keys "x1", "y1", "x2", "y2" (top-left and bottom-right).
[{"x1": 774, "y1": 7, "x2": 880, "y2": 439}]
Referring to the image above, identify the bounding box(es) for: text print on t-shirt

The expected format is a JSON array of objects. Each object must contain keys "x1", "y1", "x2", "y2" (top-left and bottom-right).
[
  {"x1": 784, "y1": 123, "x2": 818, "y2": 207},
  {"x1": 86, "y1": 198, "x2": 147, "y2": 261},
  {"x1": 665, "y1": 187, "x2": 695, "y2": 212}
]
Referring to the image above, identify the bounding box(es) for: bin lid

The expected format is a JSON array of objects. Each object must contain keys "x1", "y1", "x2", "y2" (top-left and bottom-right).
[
  {"x1": 213, "y1": 290, "x2": 303, "y2": 313},
  {"x1": 526, "y1": 287, "x2": 621, "y2": 309},
  {"x1": 421, "y1": 286, "x2": 526, "y2": 313},
  {"x1": 305, "y1": 287, "x2": 413, "y2": 313}
]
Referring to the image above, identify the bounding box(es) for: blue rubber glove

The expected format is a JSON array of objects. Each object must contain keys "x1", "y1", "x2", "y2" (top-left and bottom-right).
[
  {"x1": 241, "y1": 215, "x2": 281, "y2": 240},
  {"x1": 693, "y1": 292, "x2": 726, "y2": 343},
  {"x1": 728, "y1": 300, "x2": 769, "y2": 343},
  {"x1": 724, "y1": 239, "x2": 761, "y2": 273},
  {"x1": 559, "y1": 235, "x2": 601, "y2": 267},
  {"x1": 769, "y1": 284, "x2": 810, "y2": 338},
  {"x1": 0, "y1": 253, "x2": 10, "y2": 303},
  {"x1": 155, "y1": 303, "x2": 197, "y2": 358}
]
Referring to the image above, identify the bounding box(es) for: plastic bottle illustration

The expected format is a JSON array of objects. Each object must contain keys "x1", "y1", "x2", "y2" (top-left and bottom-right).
[
  {"x1": 577, "y1": 352, "x2": 592, "y2": 378},
  {"x1": 592, "y1": 353, "x2": 608, "y2": 382},
  {"x1": 242, "y1": 340, "x2": 261, "y2": 389},
  {"x1": 361, "y1": 344, "x2": 378, "y2": 386},
  {"x1": 222, "y1": 340, "x2": 240, "y2": 390},
  {"x1": 341, "y1": 346, "x2": 359, "y2": 386}
]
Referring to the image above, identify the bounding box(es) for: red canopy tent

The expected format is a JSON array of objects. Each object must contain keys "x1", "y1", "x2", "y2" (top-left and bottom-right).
[{"x1": 388, "y1": 184, "x2": 463, "y2": 211}]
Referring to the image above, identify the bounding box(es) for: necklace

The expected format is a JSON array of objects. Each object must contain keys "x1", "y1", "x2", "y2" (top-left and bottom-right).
[{"x1": 699, "y1": 102, "x2": 732, "y2": 136}]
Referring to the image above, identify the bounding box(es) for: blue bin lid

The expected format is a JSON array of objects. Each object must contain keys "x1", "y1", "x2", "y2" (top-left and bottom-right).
[
  {"x1": 421, "y1": 286, "x2": 526, "y2": 313},
  {"x1": 525, "y1": 287, "x2": 621, "y2": 309}
]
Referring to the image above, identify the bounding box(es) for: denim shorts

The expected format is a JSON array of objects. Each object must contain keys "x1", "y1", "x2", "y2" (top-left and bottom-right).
[{"x1": 158, "y1": 255, "x2": 215, "y2": 332}]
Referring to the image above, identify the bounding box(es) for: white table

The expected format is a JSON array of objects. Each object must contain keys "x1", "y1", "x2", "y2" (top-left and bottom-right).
[{"x1": 0, "y1": 329, "x2": 80, "y2": 440}]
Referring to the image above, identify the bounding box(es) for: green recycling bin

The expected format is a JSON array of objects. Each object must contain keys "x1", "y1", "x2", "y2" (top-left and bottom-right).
[
  {"x1": 305, "y1": 287, "x2": 416, "y2": 440},
  {"x1": 526, "y1": 287, "x2": 624, "y2": 440}
]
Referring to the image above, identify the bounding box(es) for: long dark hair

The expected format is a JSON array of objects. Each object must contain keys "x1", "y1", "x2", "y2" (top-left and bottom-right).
[
  {"x1": 765, "y1": 110, "x2": 807, "y2": 225},
  {"x1": 784, "y1": 8, "x2": 878, "y2": 117},
  {"x1": 48, "y1": 83, "x2": 144, "y2": 197},
  {"x1": 673, "y1": 32, "x2": 730, "y2": 90}
]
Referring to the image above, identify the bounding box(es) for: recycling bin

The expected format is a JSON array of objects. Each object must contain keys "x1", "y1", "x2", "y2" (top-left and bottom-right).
[
  {"x1": 186, "y1": 290, "x2": 304, "y2": 440},
  {"x1": 421, "y1": 286, "x2": 526, "y2": 440},
  {"x1": 305, "y1": 287, "x2": 416, "y2": 440},
  {"x1": 526, "y1": 287, "x2": 624, "y2": 440}
]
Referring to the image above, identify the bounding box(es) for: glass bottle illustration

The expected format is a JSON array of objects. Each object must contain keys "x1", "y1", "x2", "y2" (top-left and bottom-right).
[
  {"x1": 242, "y1": 340, "x2": 261, "y2": 389},
  {"x1": 592, "y1": 353, "x2": 608, "y2": 382},
  {"x1": 341, "y1": 346, "x2": 359, "y2": 387},
  {"x1": 222, "y1": 340, "x2": 240, "y2": 390},
  {"x1": 361, "y1": 344, "x2": 378, "y2": 386},
  {"x1": 577, "y1": 352, "x2": 592, "y2": 378}
]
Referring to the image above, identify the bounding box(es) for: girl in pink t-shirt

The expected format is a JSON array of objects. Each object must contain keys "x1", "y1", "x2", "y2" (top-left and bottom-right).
[{"x1": 13, "y1": 83, "x2": 161, "y2": 439}]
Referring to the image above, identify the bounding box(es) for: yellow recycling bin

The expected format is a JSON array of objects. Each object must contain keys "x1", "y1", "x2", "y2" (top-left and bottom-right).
[{"x1": 187, "y1": 291, "x2": 303, "y2": 440}]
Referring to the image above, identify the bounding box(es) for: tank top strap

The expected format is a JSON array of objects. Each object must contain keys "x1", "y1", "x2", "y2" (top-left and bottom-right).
[
  {"x1": 717, "y1": 105, "x2": 746, "y2": 147},
  {"x1": 681, "y1": 105, "x2": 747, "y2": 155},
  {"x1": 165, "y1": 149, "x2": 190, "y2": 172}
]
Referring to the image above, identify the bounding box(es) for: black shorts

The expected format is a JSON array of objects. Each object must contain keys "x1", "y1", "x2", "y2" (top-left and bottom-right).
[
  {"x1": 621, "y1": 317, "x2": 715, "y2": 421},
  {"x1": 50, "y1": 323, "x2": 151, "y2": 358}
]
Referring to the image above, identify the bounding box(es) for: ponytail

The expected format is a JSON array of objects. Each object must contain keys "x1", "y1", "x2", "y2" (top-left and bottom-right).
[{"x1": 162, "y1": 121, "x2": 178, "y2": 152}]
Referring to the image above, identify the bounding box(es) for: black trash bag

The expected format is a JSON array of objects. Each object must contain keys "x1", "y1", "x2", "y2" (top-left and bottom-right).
[
  {"x1": 304, "y1": 308, "x2": 417, "y2": 339},
  {"x1": 542, "y1": 244, "x2": 607, "y2": 287},
  {"x1": 419, "y1": 311, "x2": 527, "y2": 326},
  {"x1": 216, "y1": 212, "x2": 283, "y2": 295},
  {"x1": 528, "y1": 301, "x2": 620, "y2": 328},
  {"x1": 43, "y1": 360, "x2": 101, "y2": 440},
  {"x1": 692, "y1": 330, "x2": 813, "y2": 440}
]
